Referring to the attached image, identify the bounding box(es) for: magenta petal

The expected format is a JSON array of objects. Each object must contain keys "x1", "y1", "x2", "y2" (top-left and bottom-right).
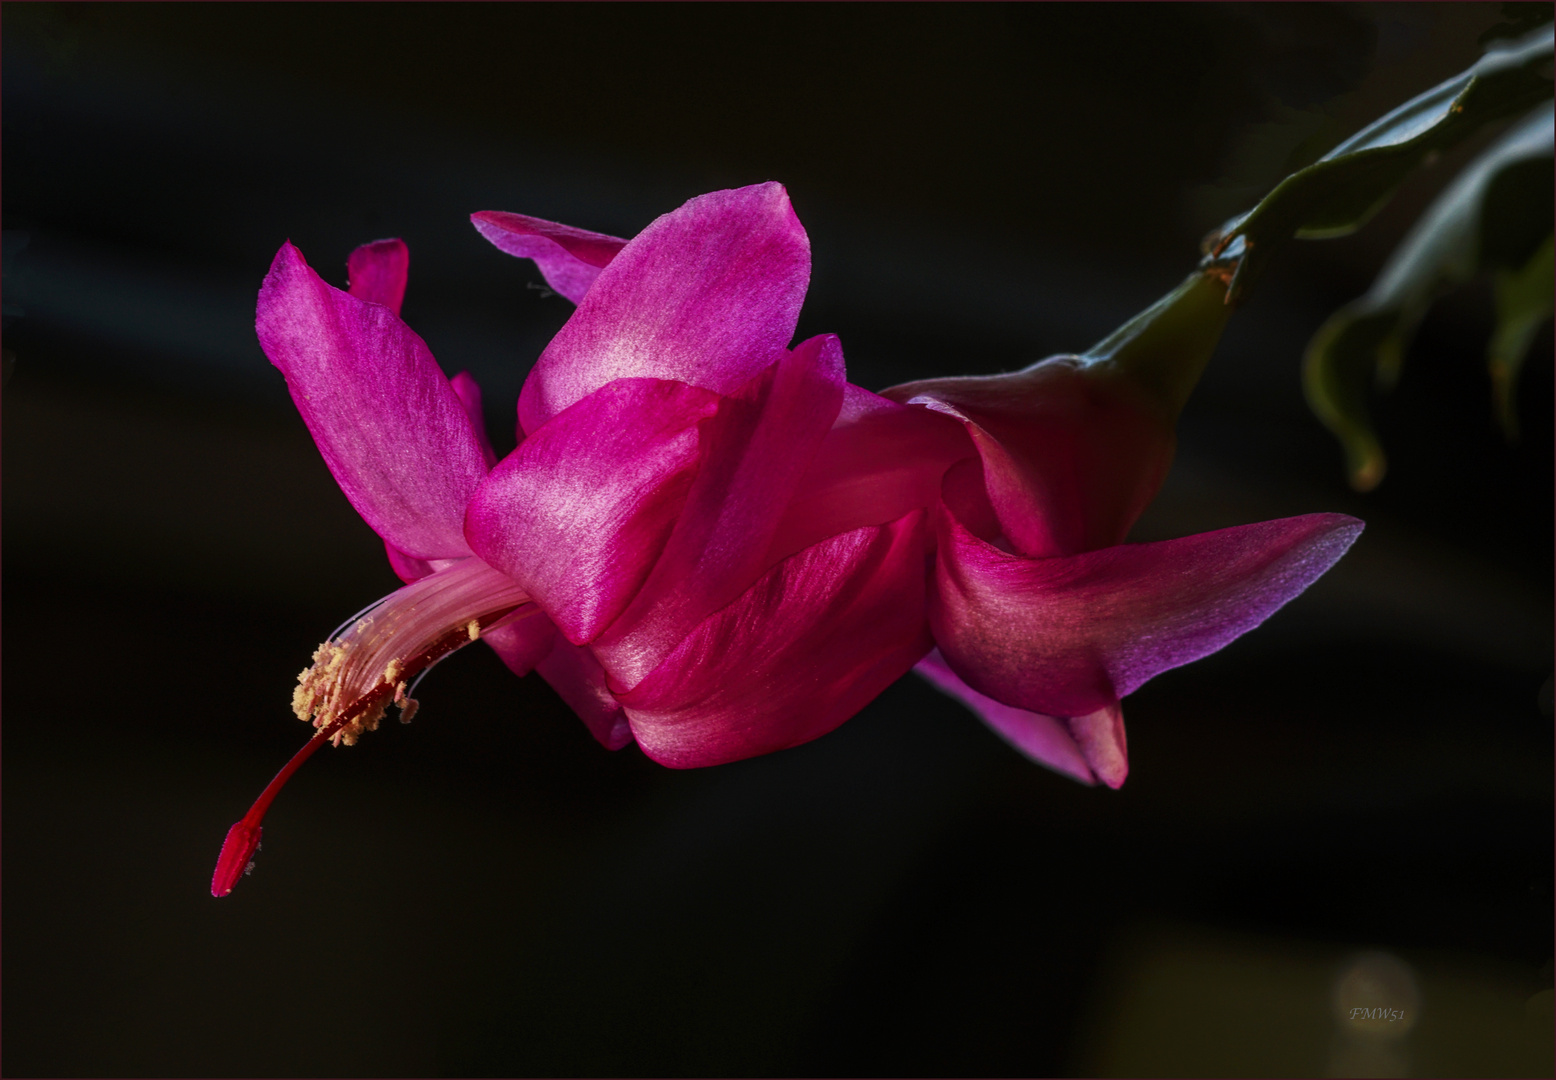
[
  {"x1": 483, "y1": 606, "x2": 558, "y2": 679},
  {"x1": 1066, "y1": 702, "x2": 1128, "y2": 789},
  {"x1": 464, "y1": 378, "x2": 722, "y2": 645},
  {"x1": 932, "y1": 493, "x2": 1364, "y2": 718},
  {"x1": 471, "y1": 210, "x2": 627, "y2": 305},
  {"x1": 257, "y1": 243, "x2": 491, "y2": 559},
  {"x1": 450, "y1": 370, "x2": 498, "y2": 469},
  {"x1": 384, "y1": 540, "x2": 435, "y2": 584},
  {"x1": 915, "y1": 650, "x2": 1096, "y2": 785},
  {"x1": 536, "y1": 638, "x2": 634, "y2": 751},
  {"x1": 766, "y1": 383, "x2": 973, "y2": 564},
  {"x1": 618, "y1": 510, "x2": 933, "y2": 768},
  {"x1": 346, "y1": 238, "x2": 409, "y2": 316},
  {"x1": 589, "y1": 336, "x2": 845, "y2": 689},
  {"x1": 517, "y1": 183, "x2": 811, "y2": 434},
  {"x1": 885, "y1": 357, "x2": 1175, "y2": 557},
  {"x1": 383, "y1": 544, "x2": 465, "y2": 585}
]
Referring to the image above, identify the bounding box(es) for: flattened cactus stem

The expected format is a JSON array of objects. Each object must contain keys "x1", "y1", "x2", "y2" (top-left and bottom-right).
[{"x1": 1079, "y1": 271, "x2": 1234, "y2": 422}]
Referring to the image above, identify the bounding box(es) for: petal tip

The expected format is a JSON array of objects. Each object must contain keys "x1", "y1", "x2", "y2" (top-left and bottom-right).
[
  {"x1": 1332, "y1": 513, "x2": 1367, "y2": 541},
  {"x1": 258, "y1": 241, "x2": 316, "y2": 328},
  {"x1": 211, "y1": 820, "x2": 262, "y2": 898},
  {"x1": 263, "y1": 239, "x2": 302, "y2": 281},
  {"x1": 1302, "y1": 512, "x2": 1367, "y2": 567},
  {"x1": 1067, "y1": 703, "x2": 1129, "y2": 790}
]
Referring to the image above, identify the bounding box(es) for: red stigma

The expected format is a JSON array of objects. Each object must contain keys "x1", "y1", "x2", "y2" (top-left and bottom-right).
[
  {"x1": 211, "y1": 821, "x2": 263, "y2": 898},
  {"x1": 210, "y1": 729, "x2": 329, "y2": 898},
  {"x1": 210, "y1": 598, "x2": 527, "y2": 897}
]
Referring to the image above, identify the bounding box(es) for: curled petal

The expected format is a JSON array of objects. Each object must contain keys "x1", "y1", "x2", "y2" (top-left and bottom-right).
[
  {"x1": 884, "y1": 357, "x2": 1175, "y2": 557},
  {"x1": 619, "y1": 511, "x2": 933, "y2": 769},
  {"x1": 471, "y1": 210, "x2": 627, "y2": 305},
  {"x1": 589, "y1": 336, "x2": 844, "y2": 689},
  {"x1": 932, "y1": 465, "x2": 1364, "y2": 717},
  {"x1": 346, "y1": 238, "x2": 409, "y2": 316},
  {"x1": 536, "y1": 638, "x2": 634, "y2": 751},
  {"x1": 517, "y1": 183, "x2": 811, "y2": 434},
  {"x1": 257, "y1": 243, "x2": 490, "y2": 559},
  {"x1": 915, "y1": 650, "x2": 1096, "y2": 785},
  {"x1": 465, "y1": 379, "x2": 721, "y2": 645}
]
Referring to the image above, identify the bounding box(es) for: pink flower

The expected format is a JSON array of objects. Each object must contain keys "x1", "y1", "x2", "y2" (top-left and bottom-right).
[{"x1": 213, "y1": 183, "x2": 1360, "y2": 896}]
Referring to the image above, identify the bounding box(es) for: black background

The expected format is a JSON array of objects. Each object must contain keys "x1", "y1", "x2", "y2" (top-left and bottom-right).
[{"x1": 3, "y1": 4, "x2": 1551, "y2": 1076}]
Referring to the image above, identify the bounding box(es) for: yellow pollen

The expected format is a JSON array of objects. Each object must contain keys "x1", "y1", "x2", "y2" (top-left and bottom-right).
[
  {"x1": 292, "y1": 635, "x2": 388, "y2": 748},
  {"x1": 288, "y1": 559, "x2": 531, "y2": 751}
]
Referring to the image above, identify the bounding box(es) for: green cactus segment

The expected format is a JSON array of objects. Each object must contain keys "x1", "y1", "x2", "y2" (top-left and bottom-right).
[
  {"x1": 1300, "y1": 101, "x2": 1553, "y2": 487},
  {"x1": 1489, "y1": 234, "x2": 1555, "y2": 439},
  {"x1": 1204, "y1": 24, "x2": 1553, "y2": 303},
  {"x1": 1303, "y1": 307, "x2": 1400, "y2": 492}
]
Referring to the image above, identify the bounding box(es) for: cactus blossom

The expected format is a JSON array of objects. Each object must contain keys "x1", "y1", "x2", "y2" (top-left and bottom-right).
[{"x1": 213, "y1": 183, "x2": 1360, "y2": 896}]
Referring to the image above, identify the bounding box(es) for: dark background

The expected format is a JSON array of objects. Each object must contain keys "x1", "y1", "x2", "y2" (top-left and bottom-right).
[{"x1": 3, "y1": 4, "x2": 1551, "y2": 1076}]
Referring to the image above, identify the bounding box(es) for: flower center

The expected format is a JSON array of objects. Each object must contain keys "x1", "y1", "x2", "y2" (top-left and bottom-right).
[{"x1": 211, "y1": 557, "x2": 534, "y2": 897}]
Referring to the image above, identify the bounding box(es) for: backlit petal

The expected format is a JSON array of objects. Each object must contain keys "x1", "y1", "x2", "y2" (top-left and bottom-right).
[
  {"x1": 619, "y1": 511, "x2": 932, "y2": 769},
  {"x1": 257, "y1": 242, "x2": 490, "y2": 559},
  {"x1": 464, "y1": 378, "x2": 721, "y2": 645},
  {"x1": 884, "y1": 357, "x2": 1175, "y2": 557},
  {"x1": 915, "y1": 650, "x2": 1096, "y2": 785},
  {"x1": 932, "y1": 472, "x2": 1364, "y2": 717},
  {"x1": 346, "y1": 238, "x2": 409, "y2": 315},
  {"x1": 588, "y1": 336, "x2": 844, "y2": 689},
  {"x1": 517, "y1": 183, "x2": 811, "y2": 434},
  {"x1": 471, "y1": 210, "x2": 627, "y2": 305},
  {"x1": 765, "y1": 384, "x2": 972, "y2": 565}
]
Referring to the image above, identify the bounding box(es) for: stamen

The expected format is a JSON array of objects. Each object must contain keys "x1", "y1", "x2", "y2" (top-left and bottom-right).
[
  {"x1": 325, "y1": 592, "x2": 395, "y2": 645},
  {"x1": 212, "y1": 558, "x2": 535, "y2": 898}
]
